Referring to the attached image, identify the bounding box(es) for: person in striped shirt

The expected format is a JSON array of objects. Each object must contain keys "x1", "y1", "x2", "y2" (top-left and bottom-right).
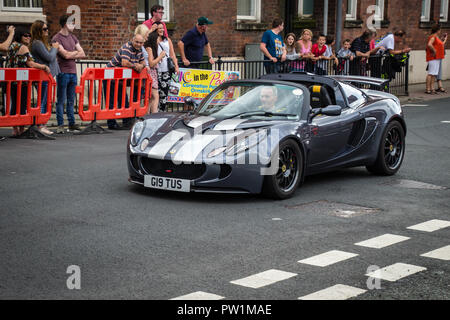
[{"x1": 105, "y1": 35, "x2": 146, "y2": 130}]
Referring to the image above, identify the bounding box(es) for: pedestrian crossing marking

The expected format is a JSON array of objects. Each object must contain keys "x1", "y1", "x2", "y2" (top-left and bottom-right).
[
  {"x1": 365, "y1": 263, "x2": 427, "y2": 282},
  {"x1": 355, "y1": 234, "x2": 410, "y2": 249},
  {"x1": 421, "y1": 245, "x2": 450, "y2": 261},
  {"x1": 298, "y1": 250, "x2": 359, "y2": 267},
  {"x1": 407, "y1": 219, "x2": 450, "y2": 232},
  {"x1": 230, "y1": 269, "x2": 297, "y2": 289},
  {"x1": 170, "y1": 291, "x2": 225, "y2": 300},
  {"x1": 298, "y1": 284, "x2": 367, "y2": 300}
]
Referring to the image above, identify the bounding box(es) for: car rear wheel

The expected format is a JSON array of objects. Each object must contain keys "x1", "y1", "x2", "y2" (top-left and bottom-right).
[
  {"x1": 263, "y1": 139, "x2": 303, "y2": 200},
  {"x1": 366, "y1": 121, "x2": 405, "y2": 175}
]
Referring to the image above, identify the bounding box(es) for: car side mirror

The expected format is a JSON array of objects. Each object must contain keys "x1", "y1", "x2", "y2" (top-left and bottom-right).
[
  {"x1": 309, "y1": 105, "x2": 342, "y2": 120},
  {"x1": 184, "y1": 96, "x2": 199, "y2": 112}
]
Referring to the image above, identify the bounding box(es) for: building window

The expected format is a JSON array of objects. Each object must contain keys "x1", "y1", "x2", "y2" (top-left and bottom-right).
[
  {"x1": 421, "y1": 0, "x2": 431, "y2": 22},
  {"x1": 0, "y1": 0, "x2": 42, "y2": 12},
  {"x1": 237, "y1": 0, "x2": 261, "y2": 21},
  {"x1": 441, "y1": 0, "x2": 449, "y2": 22},
  {"x1": 374, "y1": 0, "x2": 384, "y2": 21},
  {"x1": 346, "y1": 0, "x2": 358, "y2": 20},
  {"x1": 138, "y1": 0, "x2": 170, "y2": 22},
  {"x1": 298, "y1": 0, "x2": 314, "y2": 18}
]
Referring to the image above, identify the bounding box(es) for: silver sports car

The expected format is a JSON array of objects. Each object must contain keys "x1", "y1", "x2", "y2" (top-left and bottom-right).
[{"x1": 127, "y1": 73, "x2": 406, "y2": 199}]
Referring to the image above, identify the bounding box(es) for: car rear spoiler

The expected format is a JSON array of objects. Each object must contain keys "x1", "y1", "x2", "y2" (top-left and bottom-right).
[{"x1": 327, "y1": 75, "x2": 390, "y2": 89}]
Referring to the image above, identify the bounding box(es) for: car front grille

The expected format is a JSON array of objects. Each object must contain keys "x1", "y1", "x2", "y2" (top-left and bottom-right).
[{"x1": 139, "y1": 157, "x2": 207, "y2": 180}]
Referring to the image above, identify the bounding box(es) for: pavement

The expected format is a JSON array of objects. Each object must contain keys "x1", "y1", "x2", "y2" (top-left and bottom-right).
[{"x1": 399, "y1": 79, "x2": 450, "y2": 104}]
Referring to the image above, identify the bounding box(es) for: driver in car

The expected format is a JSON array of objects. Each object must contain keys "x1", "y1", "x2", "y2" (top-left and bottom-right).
[{"x1": 258, "y1": 86, "x2": 286, "y2": 113}]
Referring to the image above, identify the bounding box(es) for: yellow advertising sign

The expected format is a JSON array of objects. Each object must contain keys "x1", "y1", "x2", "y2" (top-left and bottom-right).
[{"x1": 168, "y1": 68, "x2": 240, "y2": 103}]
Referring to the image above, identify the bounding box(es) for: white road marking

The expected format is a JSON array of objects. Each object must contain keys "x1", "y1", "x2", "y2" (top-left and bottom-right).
[
  {"x1": 298, "y1": 284, "x2": 367, "y2": 300},
  {"x1": 170, "y1": 291, "x2": 225, "y2": 300},
  {"x1": 441, "y1": 121, "x2": 450, "y2": 123},
  {"x1": 421, "y1": 245, "x2": 450, "y2": 261},
  {"x1": 272, "y1": 218, "x2": 282, "y2": 221},
  {"x1": 407, "y1": 219, "x2": 450, "y2": 232},
  {"x1": 365, "y1": 263, "x2": 427, "y2": 282},
  {"x1": 298, "y1": 250, "x2": 359, "y2": 267},
  {"x1": 355, "y1": 234, "x2": 410, "y2": 249},
  {"x1": 391, "y1": 179, "x2": 446, "y2": 190},
  {"x1": 402, "y1": 104, "x2": 429, "y2": 107},
  {"x1": 230, "y1": 269, "x2": 297, "y2": 289}
]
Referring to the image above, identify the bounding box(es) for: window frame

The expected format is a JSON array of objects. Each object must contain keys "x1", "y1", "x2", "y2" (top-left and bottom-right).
[
  {"x1": 374, "y1": 0, "x2": 384, "y2": 21},
  {"x1": 137, "y1": 0, "x2": 170, "y2": 22},
  {"x1": 237, "y1": 0, "x2": 261, "y2": 21},
  {"x1": 346, "y1": 0, "x2": 358, "y2": 21},
  {"x1": 441, "y1": 0, "x2": 449, "y2": 22},
  {"x1": 0, "y1": 0, "x2": 43, "y2": 13},
  {"x1": 421, "y1": 0, "x2": 431, "y2": 22},
  {"x1": 298, "y1": 0, "x2": 314, "y2": 18}
]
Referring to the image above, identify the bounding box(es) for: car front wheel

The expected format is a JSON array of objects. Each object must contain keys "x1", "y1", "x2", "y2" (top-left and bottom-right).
[{"x1": 263, "y1": 139, "x2": 303, "y2": 200}]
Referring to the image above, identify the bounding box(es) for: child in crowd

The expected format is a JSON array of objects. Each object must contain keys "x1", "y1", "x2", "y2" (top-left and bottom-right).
[
  {"x1": 311, "y1": 34, "x2": 327, "y2": 75},
  {"x1": 337, "y1": 39, "x2": 355, "y2": 74},
  {"x1": 284, "y1": 33, "x2": 301, "y2": 71},
  {"x1": 324, "y1": 34, "x2": 339, "y2": 66}
]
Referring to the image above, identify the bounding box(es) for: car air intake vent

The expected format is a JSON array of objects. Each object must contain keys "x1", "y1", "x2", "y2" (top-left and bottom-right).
[
  {"x1": 140, "y1": 157, "x2": 206, "y2": 180},
  {"x1": 348, "y1": 119, "x2": 366, "y2": 147}
]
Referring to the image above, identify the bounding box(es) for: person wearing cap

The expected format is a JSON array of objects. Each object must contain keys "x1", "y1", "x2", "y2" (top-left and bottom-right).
[{"x1": 178, "y1": 17, "x2": 215, "y2": 67}]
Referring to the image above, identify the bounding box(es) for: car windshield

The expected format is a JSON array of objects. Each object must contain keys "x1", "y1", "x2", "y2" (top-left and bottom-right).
[
  {"x1": 339, "y1": 82, "x2": 367, "y2": 108},
  {"x1": 196, "y1": 83, "x2": 305, "y2": 120}
]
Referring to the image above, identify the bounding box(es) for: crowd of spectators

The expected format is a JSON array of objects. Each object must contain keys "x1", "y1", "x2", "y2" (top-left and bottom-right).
[
  {"x1": 259, "y1": 18, "x2": 417, "y2": 79},
  {"x1": 0, "y1": 10, "x2": 448, "y2": 139}
]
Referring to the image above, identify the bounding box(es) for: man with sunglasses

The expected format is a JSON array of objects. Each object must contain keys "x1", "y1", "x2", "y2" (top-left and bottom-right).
[
  {"x1": 52, "y1": 14, "x2": 86, "y2": 134},
  {"x1": 143, "y1": 4, "x2": 168, "y2": 38}
]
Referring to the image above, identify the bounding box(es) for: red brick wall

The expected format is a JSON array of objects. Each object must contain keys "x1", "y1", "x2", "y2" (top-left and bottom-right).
[
  {"x1": 42, "y1": 0, "x2": 138, "y2": 60},
  {"x1": 170, "y1": 0, "x2": 282, "y2": 58},
  {"x1": 0, "y1": 0, "x2": 447, "y2": 61},
  {"x1": 339, "y1": 0, "x2": 450, "y2": 50}
]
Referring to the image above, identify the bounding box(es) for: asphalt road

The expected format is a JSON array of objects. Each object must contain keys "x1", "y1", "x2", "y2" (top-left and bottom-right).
[{"x1": 0, "y1": 97, "x2": 449, "y2": 300}]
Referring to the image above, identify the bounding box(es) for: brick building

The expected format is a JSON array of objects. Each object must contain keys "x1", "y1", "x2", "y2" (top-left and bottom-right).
[{"x1": 0, "y1": 0, "x2": 448, "y2": 83}]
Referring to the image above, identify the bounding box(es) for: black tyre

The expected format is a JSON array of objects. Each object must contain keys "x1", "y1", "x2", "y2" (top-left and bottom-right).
[
  {"x1": 366, "y1": 121, "x2": 405, "y2": 175},
  {"x1": 263, "y1": 139, "x2": 303, "y2": 200}
]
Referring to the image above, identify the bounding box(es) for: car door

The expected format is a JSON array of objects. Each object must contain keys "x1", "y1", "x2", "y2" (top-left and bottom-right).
[{"x1": 307, "y1": 106, "x2": 364, "y2": 166}]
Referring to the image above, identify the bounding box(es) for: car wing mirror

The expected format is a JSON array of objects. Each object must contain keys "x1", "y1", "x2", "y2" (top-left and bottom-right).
[
  {"x1": 184, "y1": 96, "x2": 200, "y2": 112},
  {"x1": 309, "y1": 105, "x2": 342, "y2": 121}
]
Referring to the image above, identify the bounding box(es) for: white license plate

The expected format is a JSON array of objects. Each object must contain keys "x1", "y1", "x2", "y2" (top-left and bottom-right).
[{"x1": 144, "y1": 175, "x2": 191, "y2": 192}]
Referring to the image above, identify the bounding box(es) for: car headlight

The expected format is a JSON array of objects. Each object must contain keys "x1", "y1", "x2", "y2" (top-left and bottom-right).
[
  {"x1": 130, "y1": 118, "x2": 168, "y2": 147},
  {"x1": 131, "y1": 120, "x2": 146, "y2": 146}
]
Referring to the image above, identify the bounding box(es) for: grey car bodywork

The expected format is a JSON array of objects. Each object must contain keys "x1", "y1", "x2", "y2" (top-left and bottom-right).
[{"x1": 127, "y1": 73, "x2": 406, "y2": 195}]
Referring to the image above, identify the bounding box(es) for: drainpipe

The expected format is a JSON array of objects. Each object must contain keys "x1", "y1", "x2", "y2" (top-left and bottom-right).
[
  {"x1": 145, "y1": 0, "x2": 149, "y2": 21},
  {"x1": 335, "y1": 0, "x2": 343, "y2": 52},
  {"x1": 324, "y1": 0, "x2": 328, "y2": 35}
]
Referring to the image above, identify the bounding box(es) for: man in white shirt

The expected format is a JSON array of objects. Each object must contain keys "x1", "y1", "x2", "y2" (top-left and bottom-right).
[{"x1": 375, "y1": 30, "x2": 411, "y2": 55}]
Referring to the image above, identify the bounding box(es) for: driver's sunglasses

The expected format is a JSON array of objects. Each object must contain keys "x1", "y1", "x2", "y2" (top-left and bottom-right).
[{"x1": 23, "y1": 34, "x2": 31, "y2": 38}]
